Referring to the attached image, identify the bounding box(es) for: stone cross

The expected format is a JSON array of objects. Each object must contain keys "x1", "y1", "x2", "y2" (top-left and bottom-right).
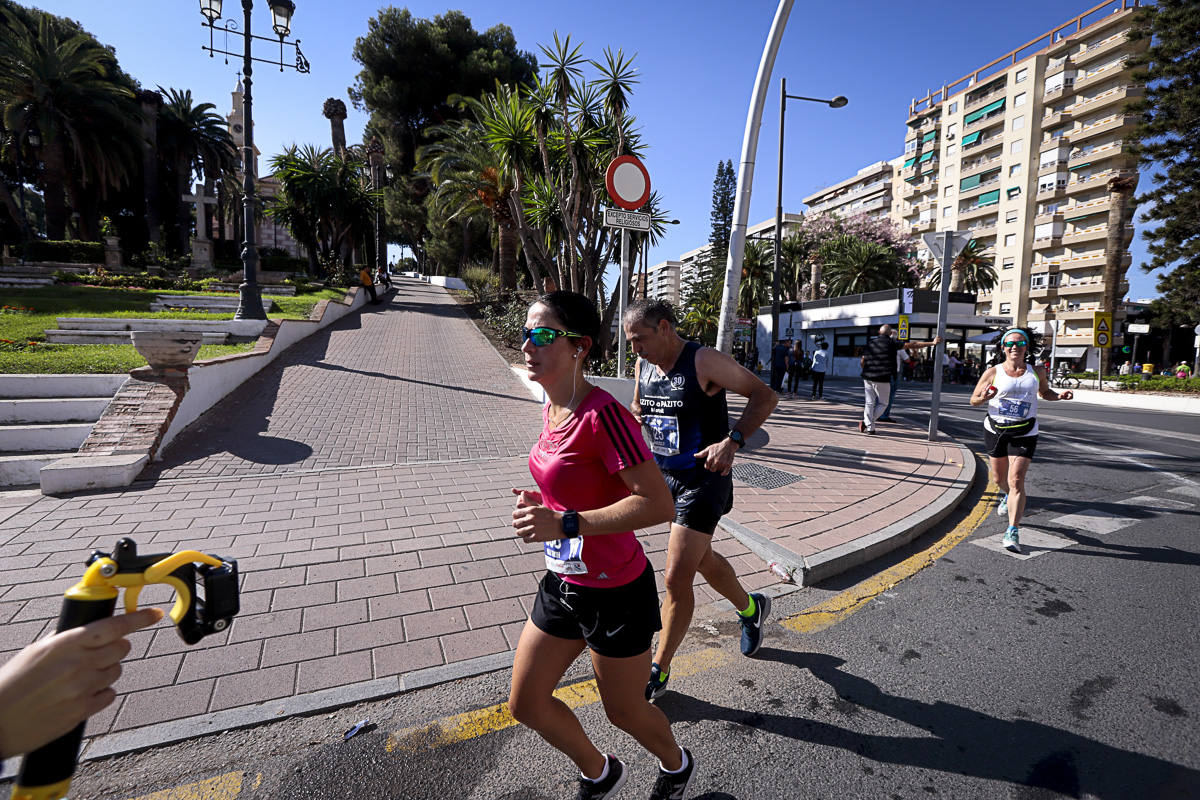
[{"x1": 183, "y1": 183, "x2": 218, "y2": 242}]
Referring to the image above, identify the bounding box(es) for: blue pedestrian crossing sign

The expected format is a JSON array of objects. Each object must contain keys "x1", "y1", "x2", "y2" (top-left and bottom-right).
[{"x1": 898, "y1": 314, "x2": 910, "y2": 340}]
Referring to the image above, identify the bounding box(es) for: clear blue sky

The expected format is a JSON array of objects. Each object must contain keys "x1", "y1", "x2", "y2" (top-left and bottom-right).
[{"x1": 28, "y1": 0, "x2": 1161, "y2": 300}]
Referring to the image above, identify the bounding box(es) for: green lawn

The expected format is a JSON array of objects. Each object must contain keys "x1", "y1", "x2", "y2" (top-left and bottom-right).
[{"x1": 0, "y1": 285, "x2": 347, "y2": 374}]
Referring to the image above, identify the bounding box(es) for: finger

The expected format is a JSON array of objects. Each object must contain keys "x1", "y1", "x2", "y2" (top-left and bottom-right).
[
  {"x1": 88, "y1": 638, "x2": 133, "y2": 669},
  {"x1": 78, "y1": 607, "x2": 164, "y2": 648},
  {"x1": 79, "y1": 686, "x2": 118, "y2": 720}
]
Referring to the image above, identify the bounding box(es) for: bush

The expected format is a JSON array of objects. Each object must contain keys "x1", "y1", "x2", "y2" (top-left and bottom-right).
[
  {"x1": 261, "y1": 254, "x2": 308, "y2": 272},
  {"x1": 56, "y1": 270, "x2": 223, "y2": 292},
  {"x1": 462, "y1": 266, "x2": 499, "y2": 303},
  {"x1": 1114, "y1": 375, "x2": 1200, "y2": 393},
  {"x1": 481, "y1": 294, "x2": 530, "y2": 349},
  {"x1": 26, "y1": 239, "x2": 104, "y2": 264}
]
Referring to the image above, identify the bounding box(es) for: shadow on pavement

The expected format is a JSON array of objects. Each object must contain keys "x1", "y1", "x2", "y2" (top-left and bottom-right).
[
  {"x1": 309, "y1": 360, "x2": 540, "y2": 405},
  {"x1": 661, "y1": 649, "x2": 1200, "y2": 799}
]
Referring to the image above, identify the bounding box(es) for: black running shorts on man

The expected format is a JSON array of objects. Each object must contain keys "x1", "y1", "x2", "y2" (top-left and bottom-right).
[
  {"x1": 637, "y1": 341, "x2": 734, "y2": 535},
  {"x1": 530, "y1": 563, "x2": 661, "y2": 658}
]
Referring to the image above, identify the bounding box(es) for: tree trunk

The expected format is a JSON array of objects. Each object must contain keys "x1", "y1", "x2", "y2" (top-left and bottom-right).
[
  {"x1": 497, "y1": 220, "x2": 518, "y2": 294},
  {"x1": 949, "y1": 262, "x2": 965, "y2": 293},
  {"x1": 810, "y1": 262, "x2": 822, "y2": 301},
  {"x1": 0, "y1": 180, "x2": 33, "y2": 243},
  {"x1": 1101, "y1": 175, "x2": 1138, "y2": 379},
  {"x1": 177, "y1": 156, "x2": 192, "y2": 256},
  {"x1": 42, "y1": 138, "x2": 70, "y2": 240}
]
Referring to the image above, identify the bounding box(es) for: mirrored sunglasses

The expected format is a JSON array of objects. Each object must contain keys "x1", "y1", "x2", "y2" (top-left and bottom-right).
[
  {"x1": 1002, "y1": 339, "x2": 1028, "y2": 348},
  {"x1": 522, "y1": 326, "x2": 582, "y2": 347}
]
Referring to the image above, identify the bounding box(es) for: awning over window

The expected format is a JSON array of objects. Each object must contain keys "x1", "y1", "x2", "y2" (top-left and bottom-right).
[
  {"x1": 1053, "y1": 346, "x2": 1087, "y2": 358},
  {"x1": 961, "y1": 131, "x2": 982, "y2": 147},
  {"x1": 921, "y1": 130, "x2": 937, "y2": 143},
  {"x1": 964, "y1": 98, "x2": 1006, "y2": 125},
  {"x1": 918, "y1": 151, "x2": 934, "y2": 163},
  {"x1": 977, "y1": 189, "x2": 1001, "y2": 206},
  {"x1": 960, "y1": 174, "x2": 982, "y2": 191},
  {"x1": 1068, "y1": 162, "x2": 1091, "y2": 171},
  {"x1": 904, "y1": 156, "x2": 917, "y2": 168}
]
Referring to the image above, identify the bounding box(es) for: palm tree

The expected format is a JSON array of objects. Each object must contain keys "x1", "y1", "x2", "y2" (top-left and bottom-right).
[
  {"x1": 738, "y1": 239, "x2": 773, "y2": 318},
  {"x1": 157, "y1": 88, "x2": 237, "y2": 255},
  {"x1": 780, "y1": 230, "x2": 818, "y2": 301},
  {"x1": 1101, "y1": 172, "x2": 1138, "y2": 377},
  {"x1": 820, "y1": 234, "x2": 910, "y2": 297},
  {"x1": 925, "y1": 239, "x2": 998, "y2": 293},
  {"x1": 0, "y1": 14, "x2": 138, "y2": 239},
  {"x1": 420, "y1": 111, "x2": 519, "y2": 292}
]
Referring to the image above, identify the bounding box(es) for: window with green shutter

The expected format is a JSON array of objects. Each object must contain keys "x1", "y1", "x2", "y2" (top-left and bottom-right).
[
  {"x1": 978, "y1": 190, "x2": 1001, "y2": 206},
  {"x1": 964, "y1": 98, "x2": 1006, "y2": 125},
  {"x1": 918, "y1": 151, "x2": 934, "y2": 163},
  {"x1": 961, "y1": 131, "x2": 982, "y2": 147},
  {"x1": 904, "y1": 156, "x2": 917, "y2": 168},
  {"x1": 921, "y1": 130, "x2": 937, "y2": 143},
  {"x1": 961, "y1": 174, "x2": 982, "y2": 191}
]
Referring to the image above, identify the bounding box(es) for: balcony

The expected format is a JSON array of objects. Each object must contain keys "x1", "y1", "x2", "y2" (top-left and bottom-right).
[
  {"x1": 1043, "y1": 79, "x2": 1075, "y2": 105},
  {"x1": 1069, "y1": 138, "x2": 1131, "y2": 169},
  {"x1": 957, "y1": 202, "x2": 999, "y2": 223},
  {"x1": 1033, "y1": 234, "x2": 1063, "y2": 250},
  {"x1": 1038, "y1": 156, "x2": 1070, "y2": 177},
  {"x1": 1073, "y1": 59, "x2": 1132, "y2": 92},
  {"x1": 963, "y1": 109, "x2": 1006, "y2": 135},
  {"x1": 1058, "y1": 279, "x2": 1105, "y2": 296},
  {"x1": 1042, "y1": 106, "x2": 1074, "y2": 129},
  {"x1": 1037, "y1": 183, "x2": 1068, "y2": 201},
  {"x1": 1034, "y1": 210, "x2": 1065, "y2": 226},
  {"x1": 910, "y1": 219, "x2": 935, "y2": 234},
  {"x1": 1060, "y1": 196, "x2": 1112, "y2": 219},
  {"x1": 967, "y1": 223, "x2": 997, "y2": 239},
  {"x1": 964, "y1": 84, "x2": 1007, "y2": 114},
  {"x1": 1073, "y1": 31, "x2": 1132, "y2": 67},
  {"x1": 1064, "y1": 168, "x2": 1134, "y2": 196},
  {"x1": 1045, "y1": 57, "x2": 1072, "y2": 78},
  {"x1": 1069, "y1": 85, "x2": 1144, "y2": 118},
  {"x1": 1073, "y1": 114, "x2": 1135, "y2": 143},
  {"x1": 1063, "y1": 223, "x2": 1133, "y2": 246},
  {"x1": 1058, "y1": 251, "x2": 1132, "y2": 271},
  {"x1": 959, "y1": 175, "x2": 1001, "y2": 201},
  {"x1": 908, "y1": 111, "x2": 941, "y2": 130},
  {"x1": 960, "y1": 153, "x2": 1003, "y2": 179},
  {"x1": 1029, "y1": 286, "x2": 1059, "y2": 300}
]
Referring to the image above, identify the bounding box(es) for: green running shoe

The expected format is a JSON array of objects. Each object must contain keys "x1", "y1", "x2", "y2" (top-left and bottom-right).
[
  {"x1": 997, "y1": 493, "x2": 1008, "y2": 517},
  {"x1": 1002, "y1": 526, "x2": 1022, "y2": 554},
  {"x1": 645, "y1": 662, "x2": 669, "y2": 702}
]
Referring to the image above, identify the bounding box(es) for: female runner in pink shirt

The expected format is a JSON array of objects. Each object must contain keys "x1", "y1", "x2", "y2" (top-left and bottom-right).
[{"x1": 509, "y1": 291, "x2": 695, "y2": 800}]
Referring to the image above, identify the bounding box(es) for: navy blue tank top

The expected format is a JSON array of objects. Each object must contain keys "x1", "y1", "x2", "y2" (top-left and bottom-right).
[{"x1": 637, "y1": 341, "x2": 729, "y2": 470}]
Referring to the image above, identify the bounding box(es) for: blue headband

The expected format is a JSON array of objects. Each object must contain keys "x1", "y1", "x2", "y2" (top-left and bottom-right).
[{"x1": 1001, "y1": 328, "x2": 1028, "y2": 343}]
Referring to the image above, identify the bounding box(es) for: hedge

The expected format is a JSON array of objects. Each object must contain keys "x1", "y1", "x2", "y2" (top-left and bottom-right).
[{"x1": 24, "y1": 239, "x2": 104, "y2": 264}]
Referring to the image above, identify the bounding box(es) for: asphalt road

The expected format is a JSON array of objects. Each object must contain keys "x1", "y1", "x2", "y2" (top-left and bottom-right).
[{"x1": 54, "y1": 381, "x2": 1200, "y2": 800}]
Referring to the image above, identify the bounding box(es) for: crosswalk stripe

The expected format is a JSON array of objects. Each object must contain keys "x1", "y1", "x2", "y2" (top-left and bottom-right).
[
  {"x1": 971, "y1": 529, "x2": 1075, "y2": 559},
  {"x1": 1047, "y1": 509, "x2": 1141, "y2": 535}
]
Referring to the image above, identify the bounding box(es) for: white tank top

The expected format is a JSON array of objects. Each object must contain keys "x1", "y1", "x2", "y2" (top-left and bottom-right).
[{"x1": 985, "y1": 365, "x2": 1039, "y2": 436}]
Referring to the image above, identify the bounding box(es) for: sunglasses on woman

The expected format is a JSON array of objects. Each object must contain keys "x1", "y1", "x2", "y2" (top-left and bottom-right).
[
  {"x1": 1002, "y1": 340, "x2": 1028, "y2": 348},
  {"x1": 522, "y1": 326, "x2": 583, "y2": 347}
]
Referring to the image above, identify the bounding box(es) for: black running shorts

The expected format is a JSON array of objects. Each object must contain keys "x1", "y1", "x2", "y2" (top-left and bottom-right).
[
  {"x1": 984, "y1": 427, "x2": 1038, "y2": 459},
  {"x1": 662, "y1": 465, "x2": 734, "y2": 535},
  {"x1": 530, "y1": 562, "x2": 661, "y2": 659}
]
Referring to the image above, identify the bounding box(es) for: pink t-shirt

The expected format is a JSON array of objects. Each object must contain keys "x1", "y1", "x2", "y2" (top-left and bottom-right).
[{"x1": 528, "y1": 387, "x2": 651, "y2": 587}]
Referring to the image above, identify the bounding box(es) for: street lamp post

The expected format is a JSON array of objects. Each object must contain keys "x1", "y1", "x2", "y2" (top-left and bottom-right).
[
  {"x1": 367, "y1": 138, "x2": 385, "y2": 275},
  {"x1": 198, "y1": 0, "x2": 310, "y2": 321},
  {"x1": 773, "y1": 80, "x2": 847, "y2": 348}
]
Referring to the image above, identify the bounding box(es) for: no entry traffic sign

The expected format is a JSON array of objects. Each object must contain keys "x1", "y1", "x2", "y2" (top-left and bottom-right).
[{"x1": 605, "y1": 155, "x2": 651, "y2": 211}]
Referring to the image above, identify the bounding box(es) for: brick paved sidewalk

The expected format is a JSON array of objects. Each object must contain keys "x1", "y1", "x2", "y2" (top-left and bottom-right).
[{"x1": 0, "y1": 278, "x2": 971, "y2": 750}]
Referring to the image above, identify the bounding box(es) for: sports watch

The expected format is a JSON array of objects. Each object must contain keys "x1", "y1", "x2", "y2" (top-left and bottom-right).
[
  {"x1": 561, "y1": 510, "x2": 581, "y2": 538},
  {"x1": 728, "y1": 429, "x2": 746, "y2": 449}
]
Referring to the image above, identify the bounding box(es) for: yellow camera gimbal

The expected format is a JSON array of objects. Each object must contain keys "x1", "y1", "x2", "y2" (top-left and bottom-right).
[{"x1": 11, "y1": 537, "x2": 240, "y2": 800}]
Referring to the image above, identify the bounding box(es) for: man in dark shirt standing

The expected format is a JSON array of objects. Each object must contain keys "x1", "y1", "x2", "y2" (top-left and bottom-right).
[
  {"x1": 770, "y1": 339, "x2": 789, "y2": 392},
  {"x1": 860, "y1": 324, "x2": 941, "y2": 434}
]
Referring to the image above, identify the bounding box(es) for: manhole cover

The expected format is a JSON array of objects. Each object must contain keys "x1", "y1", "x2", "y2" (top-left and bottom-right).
[
  {"x1": 731, "y1": 463, "x2": 804, "y2": 490},
  {"x1": 813, "y1": 446, "x2": 866, "y2": 465}
]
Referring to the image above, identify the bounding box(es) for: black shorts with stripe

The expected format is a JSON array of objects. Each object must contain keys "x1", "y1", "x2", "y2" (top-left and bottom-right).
[{"x1": 531, "y1": 563, "x2": 661, "y2": 658}]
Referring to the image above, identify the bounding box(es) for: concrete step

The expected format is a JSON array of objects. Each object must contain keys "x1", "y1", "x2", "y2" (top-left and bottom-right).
[
  {"x1": 0, "y1": 423, "x2": 92, "y2": 452},
  {"x1": 0, "y1": 374, "x2": 127, "y2": 399},
  {"x1": 0, "y1": 263, "x2": 89, "y2": 276},
  {"x1": 209, "y1": 283, "x2": 296, "y2": 295},
  {"x1": 0, "y1": 397, "x2": 110, "y2": 424},
  {"x1": 152, "y1": 295, "x2": 273, "y2": 313},
  {"x1": 0, "y1": 276, "x2": 53, "y2": 287},
  {"x1": 0, "y1": 451, "x2": 77, "y2": 488},
  {"x1": 44, "y1": 329, "x2": 231, "y2": 344}
]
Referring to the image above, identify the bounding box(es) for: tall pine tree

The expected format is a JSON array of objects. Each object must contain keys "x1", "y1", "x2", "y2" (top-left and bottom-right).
[
  {"x1": 682, "y1": 160, "x2": 735, "y2": 316},
  {"x1": 1126, "y1": 0, "x2": 1200, "y2": 328}
]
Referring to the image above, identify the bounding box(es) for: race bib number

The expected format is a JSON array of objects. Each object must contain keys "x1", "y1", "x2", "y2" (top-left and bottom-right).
[
  {"x1": 644, "y1": 414, "x2": 680, "y2": 457},
  {"x1": 997, "y1": 398, "x2": 1032, "y2": 419},
  {"x1": 544, "y1": 538, "x2": 587, "y2": 575}
]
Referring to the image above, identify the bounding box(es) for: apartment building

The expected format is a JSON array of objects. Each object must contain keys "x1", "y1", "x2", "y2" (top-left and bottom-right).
[
  {"x1": 899, "y1": 0, "x2": 1146, "y2": 361},
  {"x1": 644, "y1": 259, "x2": 683, "y2": 305},
  {"x1": 802, "y1": 160, "x2": 898, "y2": 221}
]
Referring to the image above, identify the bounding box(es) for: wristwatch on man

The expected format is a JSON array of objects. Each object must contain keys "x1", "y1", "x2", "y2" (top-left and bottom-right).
[
  {"x1": 561, "y1": 510, "x2": 581, "y2": 538},
  {"x1": 728, "y1": 429, "x2": 746, "y2": 449}
]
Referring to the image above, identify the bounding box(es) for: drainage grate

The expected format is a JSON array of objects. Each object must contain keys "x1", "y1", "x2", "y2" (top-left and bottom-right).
[
  {"x1": 813, "y1": 446, "x2": 866, "y2": 466},
  {"x1": 731, "y1": 463, "x2": 804, "y2": 490}
]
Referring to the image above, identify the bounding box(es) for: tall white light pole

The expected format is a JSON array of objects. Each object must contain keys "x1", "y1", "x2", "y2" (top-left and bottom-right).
[{"x1": 715, "y1": 0, "x2": 794, "y2": 354}]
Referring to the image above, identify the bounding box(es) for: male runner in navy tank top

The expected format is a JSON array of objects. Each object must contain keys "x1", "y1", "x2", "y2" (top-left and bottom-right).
[{"x1": 623, "y1": 299, "x2": 779, "y2": 702}]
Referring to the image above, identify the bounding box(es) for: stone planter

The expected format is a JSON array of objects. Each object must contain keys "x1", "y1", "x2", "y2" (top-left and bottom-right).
[
  {"x1": 130, "y1": 330, "x2": 202, "y2": 372},
  {"x1": 103, "y1": 236, "x2": 123, "y2": 268}
]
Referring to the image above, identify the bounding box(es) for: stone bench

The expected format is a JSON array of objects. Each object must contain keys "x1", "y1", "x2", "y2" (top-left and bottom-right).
[
  {"x1": 151, "y1": 294, "x2": 273, "y2": 314},
  {"x1": 45, "y1": 317, "x2": 268, "y2": 345},
  {"x1": 209, "y1": 283, "x2": 296, "y2": 295}
]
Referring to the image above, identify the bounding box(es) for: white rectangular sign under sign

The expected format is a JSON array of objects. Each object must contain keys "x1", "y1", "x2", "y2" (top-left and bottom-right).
[
  {"x1": 982, "y1": 316, "x2": 1013, "y2": 326},
  {"x1": 603, "y1": 208, "x2": 651, "y2": 230},
  {"x1": 1127, "y1": 323, "x2": 1150, "y2": 334}
]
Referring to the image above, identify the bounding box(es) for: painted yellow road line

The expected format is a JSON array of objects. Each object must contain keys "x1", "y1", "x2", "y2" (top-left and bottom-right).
[
  {"x1": 782, "y1": 463, "x2": 998, "y2": 635},
  {"x1": 385, "y1": 648, "x2": 734, "y2": 754},
  {"x1": 123, "y1": 770, "x2": 252, "y2": 800}
]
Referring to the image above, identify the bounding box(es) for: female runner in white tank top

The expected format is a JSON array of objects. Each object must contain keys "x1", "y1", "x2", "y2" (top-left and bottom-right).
[{"x1": 969, "y1": 327, "x2": 1073, "y2": 553}]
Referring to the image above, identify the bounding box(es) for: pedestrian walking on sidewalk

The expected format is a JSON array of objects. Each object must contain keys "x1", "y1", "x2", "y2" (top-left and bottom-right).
[
  {"x1": 509, "y1": 291, "x2": 695, "y2": 800},
  {"x1": 359, "y1": 265, "x2": 379, "y2": 304},
  {"x1": 969, "y1": 326, "x2": 1073, "y2": 554},
  {"x1": 770, "y1": 339, "x2": 788, "y2": 392},
  {"x1": 786, "y1": 341, "x2": 805, "y2": 397},
  {"x1": 878, "y1": 329, "x2": 908, "y2": 422},
  {"x1": 859, "y1": 325, "x2": 941, "y2": 435},
  {"x1": 623, "y1": 299, "x2": 779, "y2": 705},
  {"x1": 810, "y1": 341, "x2": 828, "y2": 399},
  {"x1": 375, "y1": 265, "x2": 392, "y2": 291}
]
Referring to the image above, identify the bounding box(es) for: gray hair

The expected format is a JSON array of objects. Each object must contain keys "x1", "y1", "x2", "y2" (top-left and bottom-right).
[{"x1": 624, "y1": 298, "x2": 678, "y2": 330}]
